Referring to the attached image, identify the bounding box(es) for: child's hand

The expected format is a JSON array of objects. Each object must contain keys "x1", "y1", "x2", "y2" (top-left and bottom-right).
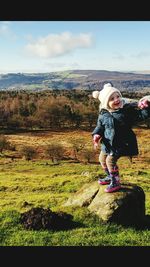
[
  {"x1": 93, "y1": 134, "x2": 101, "y2": 149},
  {"x1": 138, "y1": 99, "x2": 149, "y2": 109}
]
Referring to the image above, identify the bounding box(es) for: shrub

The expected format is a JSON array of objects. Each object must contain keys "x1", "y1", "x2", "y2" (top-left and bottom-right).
[
  {"x1": 45, "y1": 143, "x2": 65, "y2": 163},
  {"x1": 21, "y1": 146, "x2": 37, "y2": 160},
  {"x1": 0, "y1": 135, "x2": 11, "y2": 153}
]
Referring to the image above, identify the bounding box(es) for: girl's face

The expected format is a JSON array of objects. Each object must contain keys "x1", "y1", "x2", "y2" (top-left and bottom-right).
[{"x1": 108, "y1": 92, "x2": 122, "y2": 110}]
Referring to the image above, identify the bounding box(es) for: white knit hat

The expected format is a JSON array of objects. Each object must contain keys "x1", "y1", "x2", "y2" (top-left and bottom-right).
[{"x1": 92, "y1": 83, "x2": 122, "y2": 110}]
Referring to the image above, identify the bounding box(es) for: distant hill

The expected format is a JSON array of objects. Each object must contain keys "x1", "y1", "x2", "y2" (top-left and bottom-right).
[{"x1": 0, "y1": 70, "x2": 150, "y2": 92}]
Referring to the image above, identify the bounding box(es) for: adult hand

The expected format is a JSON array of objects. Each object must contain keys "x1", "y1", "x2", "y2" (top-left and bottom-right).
[{"x1": 138, "y1": 99, "x2": 149, "y2": 109}]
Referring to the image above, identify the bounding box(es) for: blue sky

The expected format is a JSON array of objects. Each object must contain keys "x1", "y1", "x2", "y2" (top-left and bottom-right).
[{"x1": 1, "y1": 21, "x2": 150, "y2": 73}]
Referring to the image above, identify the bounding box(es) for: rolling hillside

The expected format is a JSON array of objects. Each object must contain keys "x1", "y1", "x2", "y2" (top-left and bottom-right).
[{"x1": 1, "y1": 70, "x2": 150, "y2": 92}]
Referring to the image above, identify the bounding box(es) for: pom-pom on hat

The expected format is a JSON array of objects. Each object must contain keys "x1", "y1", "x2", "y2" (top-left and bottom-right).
[{"x1": 92, "y1": 83, "x2": 122, "y2": 110}]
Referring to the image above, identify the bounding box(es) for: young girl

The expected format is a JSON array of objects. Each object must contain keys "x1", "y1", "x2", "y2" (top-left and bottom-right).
[{"x1": 92, "y1": 83, "x2": 150, "y2": 193}]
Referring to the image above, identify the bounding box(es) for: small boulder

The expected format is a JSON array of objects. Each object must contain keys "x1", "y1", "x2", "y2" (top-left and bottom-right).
[
  {"x1": 63, "y1": 181, "x2": 145, "y2": 226},
  {"x1": 63, "y1": 181, "x2": 99, "y2": 207}
]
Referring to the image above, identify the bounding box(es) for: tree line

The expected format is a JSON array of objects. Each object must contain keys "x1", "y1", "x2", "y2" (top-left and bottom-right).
[{"x1": 0, "y1": 89, "x2": 149, "y2": 132}]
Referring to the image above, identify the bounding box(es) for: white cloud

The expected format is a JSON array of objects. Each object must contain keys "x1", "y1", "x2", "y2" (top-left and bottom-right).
[
  {"x1": 0, "y1": 21, "x2": 17, "y2": 40},
  {"x1": 131, "y1": 51, "x2": 150, "y2": 58},
  {"x1": 0, "y1": 22, "x2": 10, "y2": 35},
  {"x1": 25, "y1": 31, "x2": 93, "y2": 58},
  {"x1": 113, "y1": 53, "x2": 125, "y2": 60}
]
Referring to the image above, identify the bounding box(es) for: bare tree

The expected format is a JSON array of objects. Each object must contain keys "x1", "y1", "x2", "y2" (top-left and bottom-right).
[
  {"x1": 45, "y1": 144, "x2": 65, "y2": 163},
  {"x1": 21, "y1": 146, "x2": 37, "y2": 160},
  {"x1": 0, "y1": 135, "x2": 11, "y2": 153}
]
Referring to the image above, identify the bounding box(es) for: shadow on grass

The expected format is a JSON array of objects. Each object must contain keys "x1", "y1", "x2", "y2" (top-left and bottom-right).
[
  {"x1": 111, "y1": 215, "x2": 150, "y2": 231},
  {"x1": 139, "y1": 215, "x2": 150, "y2": 230}
]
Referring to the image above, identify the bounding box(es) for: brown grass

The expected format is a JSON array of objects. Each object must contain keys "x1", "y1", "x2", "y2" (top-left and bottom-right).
[{"x1": 4, "y1": 127, "x2": 150, "y2": 168}]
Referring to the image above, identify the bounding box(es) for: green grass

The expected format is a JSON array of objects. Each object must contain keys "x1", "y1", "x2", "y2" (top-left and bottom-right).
[{"x1": 0, "y1": 158, "x2": 150, "y2": 246}]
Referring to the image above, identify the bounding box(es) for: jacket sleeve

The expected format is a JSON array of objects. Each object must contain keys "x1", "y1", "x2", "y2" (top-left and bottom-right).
[
  {"x1": 92, "y1": 114, "x2": 105, "y2": 136},
  {"x1": 127, "y1": 104, "x2": 150, "y2": 125}
]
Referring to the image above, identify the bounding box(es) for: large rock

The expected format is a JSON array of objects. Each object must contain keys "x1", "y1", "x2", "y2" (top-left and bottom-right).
[
  {"x1": 63, "y1": 181, "x2": 99, "y2": 207},
  {"x1": 63, "y1": 181, "x2": 145, "y2": 226}
]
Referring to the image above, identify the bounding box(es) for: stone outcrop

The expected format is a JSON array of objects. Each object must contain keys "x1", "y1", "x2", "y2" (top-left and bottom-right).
[{"x1": 63, "y1": 181, "x2": 145, "y2": 226}]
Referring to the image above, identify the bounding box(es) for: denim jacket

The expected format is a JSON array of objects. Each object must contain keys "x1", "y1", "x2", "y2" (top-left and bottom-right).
[{"x1": 92, "y1": 103, "x2": 150, "y2": 157}]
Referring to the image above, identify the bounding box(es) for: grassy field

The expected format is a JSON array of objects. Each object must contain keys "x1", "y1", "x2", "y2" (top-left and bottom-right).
[{"x1": 0, "y1": 128, "x2": 150, "y2": 246}]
